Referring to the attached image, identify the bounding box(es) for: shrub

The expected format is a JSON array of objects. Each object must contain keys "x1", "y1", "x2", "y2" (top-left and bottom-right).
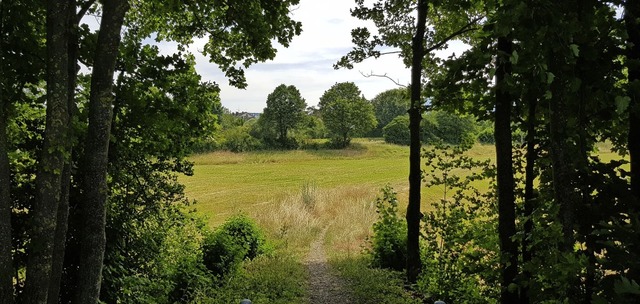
[
  {"x1": 221, "y1": 126, "x2": 262, "y2": 152},
  {"x1": 369, "y1": 186, "x2": 408, "y2": 271},
  {"x1": 383, "y1": 115, "x2": 410, "y2": 145},
  {"x1": 477, "y1": 127, "x2": 495, "y2": 144},
  {"x1": 418, "y1": 145, "x2": 499, "y2": 303},
  {"x1": 202, "y1": 215, "x2": 266, "y2": 279}
]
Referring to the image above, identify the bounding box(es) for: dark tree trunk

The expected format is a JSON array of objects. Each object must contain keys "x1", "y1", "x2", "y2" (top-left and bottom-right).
[
  {"x1": 627, "y1": 0, "x2": 640, "y2": 205},
  {"x1": 625, "y1": 0, "x2": 640, "y2": 283},
  {"x1": 406, "y1": 0, "x2": 427, "y2": 284},
  {"x1": 549, "y1": 97, "x2": 575, "y2": 250},
  {"x1": 73, "y1": 1, "x2": 128, "y2": 303},
  {"x1": 494, "y1": 37, "x2": 519, "y2": 304},
  {"x1": 521, "y1": 90, "x2": 537, "y2": 304},
  {"x1": 0, "y1": 99, "x2": 12, "y2": 304},
  {"x1": 23, "y1": 0, "x2": 70, "y2": 302},
  {"x1": 48, "y1": 1, "x2": 78, "y2": 302},
  {"x1": 0, "y1": 3, "x2": 14, "y2": 301}
]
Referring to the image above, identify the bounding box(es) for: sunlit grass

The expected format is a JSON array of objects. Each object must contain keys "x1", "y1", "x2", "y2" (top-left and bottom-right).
[
  {"x1": 182, "y1": 139, "x2": 628, "y2": 302},
  {"x1": 181, "y1": 139, "x2": 504, "y2": 261}
]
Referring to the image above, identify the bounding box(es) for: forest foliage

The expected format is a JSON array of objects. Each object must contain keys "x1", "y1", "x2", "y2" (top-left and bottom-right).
[{"x1": 2, "y1": 0, "x2": 640, "y2": 303}]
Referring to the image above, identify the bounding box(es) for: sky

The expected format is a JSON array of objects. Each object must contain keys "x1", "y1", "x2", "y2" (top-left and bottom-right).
[
  {"x1": 180, "y1": 0, "x2": 413, "y2": 113},
  {"x1": 82, "y1": 0, "x2": 466, "y2": 113}
]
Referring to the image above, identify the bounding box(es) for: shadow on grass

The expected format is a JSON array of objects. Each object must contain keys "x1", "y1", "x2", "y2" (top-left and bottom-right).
[{"x1": 330, "y1": 255, "x2": 422, "y2": 304}]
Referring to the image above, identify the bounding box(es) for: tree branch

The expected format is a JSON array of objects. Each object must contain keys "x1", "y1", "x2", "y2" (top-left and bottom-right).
[
  {"x1": 424, "y1": 16, "x2": 483, "y2": 54},
  {"x1": 380, "y1": 50, "x2": 402, "y2": 56},
  {"x1": 77, "y1": 0, "x2": 97, "y2": 22},
  {"x1": 360, "y1": 71, "x2": 407, "y2": 88}
]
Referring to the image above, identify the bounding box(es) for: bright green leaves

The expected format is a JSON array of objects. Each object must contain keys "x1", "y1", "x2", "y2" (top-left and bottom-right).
[
  {"x1": 319, "y1": 82, "x2": 376, "y2": 147},
  {"x1": 127, "y1": 0, "x2": 302, "y2": 88},
  {"x1": 262, "y1": 84, "x2": 307, "y2": 148},
  {"x1": 113, "y1": 41, "x2": 221, "y2": 160}
]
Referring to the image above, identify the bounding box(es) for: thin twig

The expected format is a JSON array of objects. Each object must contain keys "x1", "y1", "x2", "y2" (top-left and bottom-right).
[{"x1": 359, "y1": 71, "x2": 408, "y2": 88}]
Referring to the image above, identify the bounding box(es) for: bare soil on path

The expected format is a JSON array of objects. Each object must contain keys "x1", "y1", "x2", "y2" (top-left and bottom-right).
[{"x1": 306, "y1": 227, "x2": 353, "y2": 304}]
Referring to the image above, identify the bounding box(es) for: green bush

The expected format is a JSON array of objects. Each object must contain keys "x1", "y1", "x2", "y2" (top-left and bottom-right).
[
  {"x1": 430, "y1": 110, "x2": 477, "y2": 146},
  {"x1": 477, "y1": 127, "x2": 495, "y2": 144},
  {"x1": 221, "y1": 126, "x2": 262, "y2": 152},
  {"x1": 417, "y1": 145, "x2": 499, "y2": 303},
  {"x1": 383, "y1": 115, "x2": 410, "y2": 145},
  {"x1": 369, "y1": 186, "x2": 408, "y2": 271},
  {"x1": 202, "y1": 215, "x2": 266, "y2": 279}
]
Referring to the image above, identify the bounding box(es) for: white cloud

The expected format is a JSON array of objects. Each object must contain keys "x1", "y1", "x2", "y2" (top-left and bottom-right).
[
  {"x1": 181, "y1": 0, "x2": 469, "y2": 113},
  {"x1": 182, "y1": 0, "x2": 408, "y2": 112}
]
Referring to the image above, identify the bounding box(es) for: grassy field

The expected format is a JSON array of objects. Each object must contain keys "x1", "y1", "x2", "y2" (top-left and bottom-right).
[
  {"x1": 182, "y1": 139, "x2": 500, "y2": 226},
  {"x1": 181, "y1": 139, "x2": 626, "y2": 302},
  {"x1": 184, "y1": 139, "x2": 407, "y2": 226}
]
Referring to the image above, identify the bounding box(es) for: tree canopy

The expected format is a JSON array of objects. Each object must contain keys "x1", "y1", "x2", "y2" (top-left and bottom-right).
[
  {"x1": 262, "y1": 84, "x2": 307, "y2": 148},
  {"x1": 319, "y1": 82, "x2": 376, "y2": 147}
]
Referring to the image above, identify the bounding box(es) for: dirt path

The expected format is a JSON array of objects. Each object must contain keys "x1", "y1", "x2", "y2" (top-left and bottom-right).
[{"x1": 306, "y1": 227, "x2": 353, "y2": 304}]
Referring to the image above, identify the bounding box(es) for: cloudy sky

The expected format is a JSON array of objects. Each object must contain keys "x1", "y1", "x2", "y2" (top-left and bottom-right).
[{"x1": 182, "y1": 0, "x2": 413, "y2": 113}]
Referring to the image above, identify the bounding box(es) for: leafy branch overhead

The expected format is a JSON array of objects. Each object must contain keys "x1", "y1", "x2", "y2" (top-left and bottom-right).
[
  {"x1": 126, "y1": 0, "x2": 303, "y2": 88},
  {"x1": 334, "y1": 0, "x2": 483, "y2": 70}
]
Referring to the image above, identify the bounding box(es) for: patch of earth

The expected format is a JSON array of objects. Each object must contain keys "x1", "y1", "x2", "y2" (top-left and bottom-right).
[{"x1": 306, "y1": 227, "x2": 353, "y2": 304}]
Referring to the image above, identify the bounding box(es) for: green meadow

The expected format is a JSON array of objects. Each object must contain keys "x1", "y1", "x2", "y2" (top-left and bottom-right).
[
  {"x1": 178, "y1": 139, "x2": 627, "y2": 302},
  {"x1": 182, "y1": 139, "x2": 412, "y2": 226},
  {"x1": 182, "y1": 139, "x2": 624, "y2": 229}
]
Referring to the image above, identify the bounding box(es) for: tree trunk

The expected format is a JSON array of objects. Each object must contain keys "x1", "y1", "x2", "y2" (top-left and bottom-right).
[
  {"x1": 625, "y1": 0, "x2": 640, "y2": 283},
  {"x1": 48, "y1": 1, "x2": 78, "y2": 302},
  {"x1": 23, "y1": 0, "x2": 70, "y2": 302},
  {"x1": 494, "y1": 36, "x2": 519, "y2": 304},
  {"x1": 406, "y1": 0, "x2": 427, "y2": 284},
  {"x1": 626, "y1": 0, "x2": 640, "y2": 205},
  {"x1": 521, "y1": 90, "x2": 538, "y2": 304},
  {"x1": 0, "y1": 3, "x2": 15, "y2": 301},
  {"x1": 74, "y1": 1, "x2": 128, "y2": 303}
]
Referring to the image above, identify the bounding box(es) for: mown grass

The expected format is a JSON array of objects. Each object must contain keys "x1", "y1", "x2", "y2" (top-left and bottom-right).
[
  {"x1": 181, "y1": 139, "x2": 414, "y2": 227},
  {"x1": 182, "y1": 139, "x2": 626, "y2": 303},
  {"x1": 181, "y1": 138, "x2": 497, "y2": 227},
  {"x1": 182, "y1": 139, "x2": 497, "y2": 303}
]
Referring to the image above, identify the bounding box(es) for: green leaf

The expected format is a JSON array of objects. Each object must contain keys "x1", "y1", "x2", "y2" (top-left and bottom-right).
[
  {"x1": 546, "y1": 72, "x2": 555, "y2": 84},
  {"x1": 570, "y1": 44, "x2": 580, "y2": 57},
  {"x1": 615, "y1": 96, "x2": 631, "y2": 114},
  {"x1": 614, "y1": 277, "x2": 640, "y2": 295},
  {"x1": 510, "y1": 50, "x2": 519, "y2": 65}
]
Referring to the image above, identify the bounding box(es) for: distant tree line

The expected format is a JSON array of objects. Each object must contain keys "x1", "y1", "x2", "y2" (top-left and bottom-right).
[{"x1": 199, "y1": 84, "x2": 495, "y2": 152}]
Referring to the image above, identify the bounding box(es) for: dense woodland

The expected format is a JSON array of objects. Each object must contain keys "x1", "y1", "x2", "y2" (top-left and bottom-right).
[{"x1": 1, "y1": 0, "x2": 639, "y2": 303}]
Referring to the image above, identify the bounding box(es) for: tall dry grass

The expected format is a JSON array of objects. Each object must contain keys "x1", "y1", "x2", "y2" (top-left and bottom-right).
[{"x1": 248, "y1": 180, "x2": 380, "y2": 257}]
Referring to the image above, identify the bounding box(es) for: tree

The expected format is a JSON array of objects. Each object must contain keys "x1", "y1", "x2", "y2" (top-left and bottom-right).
[
  {"x1": 23, "y1": 1, "x2": 71, "y2": 303},
  {"x1": 371, "y1": 88, "x2": 409, "y2": 137},
  {"x1": 383, "y1": 115, "x2": 410, "y2": 145},
  {"x1": 262, "y1": 84, "x2": 307, "y2": 148},
  {"x1": 337, "y1": 0, "x2": 482, "y2": 283},
  {"x1": 0, "y1": 0, "x2": 304, "y2": 303},
  {"x1": 319, "y1": 82, "x2": 376, "y2": 147}
]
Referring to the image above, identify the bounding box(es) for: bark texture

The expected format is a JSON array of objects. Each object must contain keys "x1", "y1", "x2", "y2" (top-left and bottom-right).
[
  {"x1": 73, "y1": 1, "x2": 128, "y2": 302},
  {"x1": 47, "y1": 1, "x2": 78, "y2": 302},
  {"x1": 625, "y1": 0, "x2": 640, "y2": 284},
  {"x1": 627, "y1": 0, "x2": 640, "y2": 203},
  {"x1": 23, "y1": 0, "x2": 70, "y2": 302},
  {"x1": 0, "y1": 2, "x2": 15, "y2": 300},
  {"x1": 406, "y1": 0, "x2": 427, "y2": 284},
  {"x1": 494, "y1": 37, "x2": 519, "y2": 304}
]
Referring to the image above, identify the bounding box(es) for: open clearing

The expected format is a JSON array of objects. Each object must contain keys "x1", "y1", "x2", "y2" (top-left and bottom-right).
[
  {"x1": 181, "y1": 139, "x2": 624, "y2": 227},
  {"x1": 182, "y1": 139, "x2": 419, "y2": 226}
]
